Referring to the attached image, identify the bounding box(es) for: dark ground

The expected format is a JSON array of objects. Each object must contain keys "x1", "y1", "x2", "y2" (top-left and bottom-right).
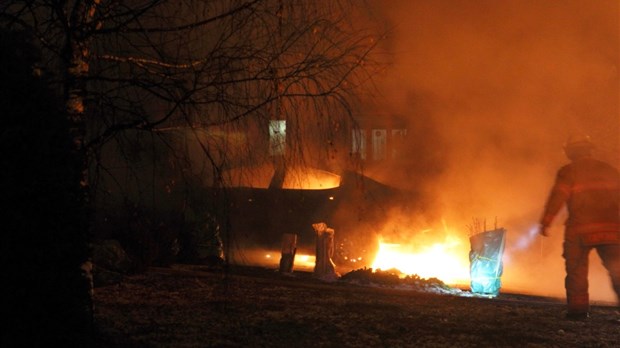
[{"x1": 93, "y1": 264, "x2": 620, "y2": 347}]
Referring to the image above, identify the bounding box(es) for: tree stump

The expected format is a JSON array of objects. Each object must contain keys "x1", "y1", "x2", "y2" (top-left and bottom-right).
[
  {"x1": 312, "y1": 222, "x2": 340, "y2": 281},
  {"x1": 279, "y1": 233, "x2": 297, "y2": 273}
]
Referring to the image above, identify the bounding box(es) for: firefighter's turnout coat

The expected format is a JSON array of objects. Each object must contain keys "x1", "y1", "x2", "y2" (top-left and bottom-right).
[
  {"x1": 540, "y1": 156, "x2": 620, "y2": 314},
  {"x1": 541, "y1": 157, "x2": 620, "y2": 244}
]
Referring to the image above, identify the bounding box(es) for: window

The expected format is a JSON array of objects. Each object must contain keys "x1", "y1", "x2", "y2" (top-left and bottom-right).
[
  {"x1": 372, "y1": 129, "x2": 387, "y2": 161},
  {"x1": 351, "y1": 129, "x2": 367, "y2": 160},
  {"x1": 269, "y1": 120, "x2": 286, "y2": 156}
]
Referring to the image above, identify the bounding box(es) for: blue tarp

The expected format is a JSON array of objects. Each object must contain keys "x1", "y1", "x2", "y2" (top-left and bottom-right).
[{"x1": 469, "y1": 228, "x2": 506, "y2": 296}]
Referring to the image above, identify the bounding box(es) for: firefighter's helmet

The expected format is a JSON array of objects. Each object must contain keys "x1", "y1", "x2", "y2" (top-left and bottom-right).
[
  {"x1": 564, "y1": 134, "x2": 593, "y2": 149},
  {"x1": 563, "y1": 133, "x2": 594, "y2": 159}
]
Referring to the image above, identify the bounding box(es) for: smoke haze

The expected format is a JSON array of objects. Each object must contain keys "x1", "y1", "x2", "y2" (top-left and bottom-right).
[{"x1": 366, "y1": 0, "x2": 619, "y2": 302}]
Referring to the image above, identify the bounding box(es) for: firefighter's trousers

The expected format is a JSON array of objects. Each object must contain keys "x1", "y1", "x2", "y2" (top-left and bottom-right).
[{"x1": 563, "y1": 233, "x2": 620, "y2": 314}]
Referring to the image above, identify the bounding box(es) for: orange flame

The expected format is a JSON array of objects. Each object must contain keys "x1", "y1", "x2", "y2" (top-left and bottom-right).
[{"x1": 371, "y1": 235, "x2": 470, "y2": 285}]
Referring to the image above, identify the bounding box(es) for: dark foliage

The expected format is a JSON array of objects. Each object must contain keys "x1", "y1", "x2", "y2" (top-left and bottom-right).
[
  {"x1": 95, "y1": 202, "x2": 184, "y2": 271},
  {"x1": 0, "y1": 29, "x2": 92, "y2": 346}
]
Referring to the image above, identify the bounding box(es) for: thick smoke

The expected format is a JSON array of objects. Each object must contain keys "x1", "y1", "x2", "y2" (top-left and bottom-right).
[{"x1": 365, "y1": 0, "x2": 619, "y2": 302}]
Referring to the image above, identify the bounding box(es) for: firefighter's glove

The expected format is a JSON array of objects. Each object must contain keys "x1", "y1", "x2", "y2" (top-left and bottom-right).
[{"x1": 538, "y1": 224, "x2": 549, "y2": 237}]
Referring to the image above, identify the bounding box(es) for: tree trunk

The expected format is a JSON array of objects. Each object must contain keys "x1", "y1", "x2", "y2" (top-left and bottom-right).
[
  {"x1": 279, "y1": 233, "x2": 297, "y2": 273},
  {"x1": 55, "y1": 1, "x2": 102, "y2": 342}
]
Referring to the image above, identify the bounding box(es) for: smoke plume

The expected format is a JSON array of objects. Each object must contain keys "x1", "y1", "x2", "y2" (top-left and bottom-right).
[{"x1": 366, "y1": 0, "x2": 619, "y2": 302}]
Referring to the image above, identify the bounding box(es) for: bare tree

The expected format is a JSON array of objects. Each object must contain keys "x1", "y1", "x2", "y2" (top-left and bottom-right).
[
  {"x1": 3, "y1": 0, "x2": 377, "y2": 183},
  {"x1": 1, "y1": 0, "x2": 379, "y2": 343}
]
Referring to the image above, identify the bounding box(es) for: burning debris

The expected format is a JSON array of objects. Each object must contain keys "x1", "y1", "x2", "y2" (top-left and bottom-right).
[
  {"x1": 340, "y1": 267, "x2": 461, "y2": 295},
  {"x1": 370, "y1": 235, "x2": 470, "y2": 285}
]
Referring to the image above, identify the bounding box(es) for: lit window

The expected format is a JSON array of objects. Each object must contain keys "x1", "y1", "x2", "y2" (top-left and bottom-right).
[
  {"x1": 372, "y1": 129, "x2": 387, "y2": 161},
  {"x1": 269, "y1": 120, "x2": 286, "y2": 156},
  {"x1": 352, "y1": 129, "x2": 367, "y2": 160}
]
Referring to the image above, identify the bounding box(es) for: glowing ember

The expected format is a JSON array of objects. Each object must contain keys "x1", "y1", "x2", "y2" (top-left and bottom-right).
[{"x1": 371, "y1": 237, "x2": 470, "y2": 285}]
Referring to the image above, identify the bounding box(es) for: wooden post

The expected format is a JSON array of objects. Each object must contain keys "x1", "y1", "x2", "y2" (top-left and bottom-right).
[{"x1": 279, "y1": 233, "x2": 297, "y2": 273}]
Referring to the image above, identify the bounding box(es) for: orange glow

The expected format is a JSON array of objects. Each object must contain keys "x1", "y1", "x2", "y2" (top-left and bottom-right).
[
  {"x1": 293, "y1": 253, "x2": 316, "y2": 268},
  {"x1": 371, "y1": 235, "x2": 470, "y2": 285},
  {"x1": 281, "y1": 167, "x2": 340, "y2": 190},
  {"x1": 224, "y1": 165, "x2": 341, "y2": 189},
  {"x1": 263, "y1": 252, "x2": 316, "y2": 270}
]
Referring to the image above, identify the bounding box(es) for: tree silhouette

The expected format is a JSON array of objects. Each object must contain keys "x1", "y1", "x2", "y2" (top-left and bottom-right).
[
  {"x1": 1, "y1": 0, "x2": 379, "y2": 343},
  {"x1": 0, "y1": 28, "x2": 92, "y2": 346}
]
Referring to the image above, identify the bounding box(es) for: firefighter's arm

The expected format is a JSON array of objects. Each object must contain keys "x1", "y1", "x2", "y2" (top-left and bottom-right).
[{"x1": 539, "y1": 169, "x2": 572, "y2": 236}]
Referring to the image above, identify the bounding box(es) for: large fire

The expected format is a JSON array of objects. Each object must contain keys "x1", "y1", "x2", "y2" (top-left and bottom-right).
[
  {"x1": 370, "y1": 235, "x2": 471, "y2": 285},
  {"x1": 251, "y1": 232, "x2": 474, "y2": 287},
  {"x1": 255, "y1": 235, "x2": 473, "y2": 285}
]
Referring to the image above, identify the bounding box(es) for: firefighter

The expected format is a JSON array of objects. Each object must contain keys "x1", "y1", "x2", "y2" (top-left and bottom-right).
[{"x1": 538, "y1": 134, "x2": 620, "y2": 320}]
